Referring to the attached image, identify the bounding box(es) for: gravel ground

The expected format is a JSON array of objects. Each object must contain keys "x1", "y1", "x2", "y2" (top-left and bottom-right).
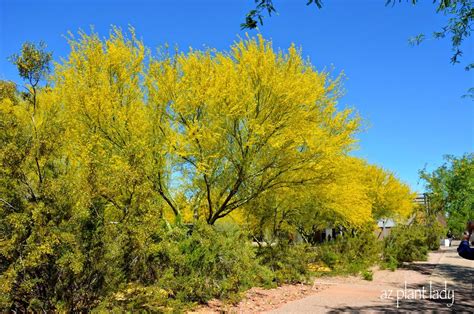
[{"x1": 190, "y1": 284, "x2": 328, "y2": 313}]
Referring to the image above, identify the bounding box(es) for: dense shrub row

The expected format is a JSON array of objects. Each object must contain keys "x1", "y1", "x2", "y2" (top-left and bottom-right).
[
  {"x1": 0, "y1": 217, "x2": 444, "y2": 311},
  {"x1": 95, "y1": 223, "x2": 274, "y2": 311},
  {"x1": 0, "y1": 222, "x2": 270, "y2": 311}
]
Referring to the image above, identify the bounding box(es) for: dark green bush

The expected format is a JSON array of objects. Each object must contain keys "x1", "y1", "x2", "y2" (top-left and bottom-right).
[
  {"x1": 97, "y1": 222, "x2": 273, "y2": 311},
  {"x1": 314, "y1": 231, "x2": 381, "y2": 275},
  {"x1": 256, "y1": 242, "x2": 312, "y2": 284},
  {"x1": 319, "y1": 249, "x2": 339, "y2": 269},
  {"x1": 382, "y1": 224, "x2": 429, "y2": 267},
  {"x1": 423, "y1": 222, "x2": 444, "y2": 251},
  {"x1": 362, "y1": 270, "x2": 373, "y2": 281},
  {"x1": 1, "y1": 218, "x2": 273, "y2": 312}
]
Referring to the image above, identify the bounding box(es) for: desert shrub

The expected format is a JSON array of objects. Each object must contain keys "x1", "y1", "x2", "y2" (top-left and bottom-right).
[
  {"x1": 1, "y1": 218, "x2": 272, "y2": 312},
  {"x1": 98, "y1": 222, "x2": 273, "y2": 311},
  {"x1": 382, "y1": 224, "x2": 429, "y2": 268},
  {"x1": 319, "y1": 248, "x2": 339, "y2": 269},
  {"x1": 94, "y1": 284, "x2": 173, "y2": 313},
  {"x1": 314, "y1": 231, "x2": 381, "y2": 275},
  {"x1": 256, "y1": 242, "x2": 312, "y2": 284},
  {"x1": 423, "y1": 221, "x2": 444, "y2": 251},
  {"x1": 362, "y1": 270, "x2": 373, "y2": 281},
  {"x1": 161, "y1": 223, "x2": 273, "y2": 303}
]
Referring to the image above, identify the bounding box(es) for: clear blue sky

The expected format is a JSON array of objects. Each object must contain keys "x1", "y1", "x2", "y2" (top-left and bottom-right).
[{"x1": 1, "y1": 0, "x2": 473, "y2": 191}]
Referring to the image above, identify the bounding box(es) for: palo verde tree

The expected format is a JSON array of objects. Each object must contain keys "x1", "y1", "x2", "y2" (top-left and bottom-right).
[
  {"x1": 0, "y1": 41, "x2": 77, "y2": 311},
  {"x1": 362, "y1": 161, "x2": 415, "y2": 221},
  {"x1": 0, "y1": 30, "x2": 166, "y2": 312},
  {"x1": 51, "y1": 28, "x2": 174, "y2": 306},
  {"x1": 243, "y1": 155, "x2": 415, "y2": 244},
  {"x1": 149, "y1": 35, "x2": 360, "y2": 225}
]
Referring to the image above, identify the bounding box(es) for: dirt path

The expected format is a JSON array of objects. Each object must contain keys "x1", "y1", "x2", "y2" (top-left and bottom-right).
[{"x1": 270, "y1": 241, "x2": 473, "y2": 313}]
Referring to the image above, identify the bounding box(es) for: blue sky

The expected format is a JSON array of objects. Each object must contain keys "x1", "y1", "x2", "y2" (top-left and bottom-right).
[{"x1": 1, "y1": 0, "x2": 473, "y2": 191}]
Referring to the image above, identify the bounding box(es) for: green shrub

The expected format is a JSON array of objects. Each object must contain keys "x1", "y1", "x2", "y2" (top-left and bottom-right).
[
  {"x1": 94, "y1": 284, "x2": 174, "y2": 313},
  {"x1": 256, "y1": 242, "x2": 312, "y2": 284},
  {"x1": 320, "y1": 249, "x2": 339, "y2": 269},
  {"x1": 423, "y1": 221, "x2": 444, "y2": 251},
  {"x1": 314, "y1": 231, "x2": 381, "y2": 275},
  {"x1": 1, "y1": 218, "x2": 273, "y2": 312},
  {"x1": 382, "y1": 224, "x2": 429, "y2": 267},
  {"x1": 166, "y1": 223, "x2": 273, "y2": 303},
  {"x1": 98, "y1": 222, "x2": 273, "y2": 311},
  {"x1": 362, "y1": 270, "x2": 373, "y2": 281},
  {"x1": 383, "y1": 255, "x2": 399, "y2": 271}
]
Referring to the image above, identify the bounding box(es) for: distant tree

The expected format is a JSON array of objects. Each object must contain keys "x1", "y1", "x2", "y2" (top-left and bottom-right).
[
  {"x1": 10, "y1": 41, "x2": 52, "y2": 111},
  {"x1": 420, "y1": 154, "x2": 474, "y2": 236},
  {"x1": 244, "y1": 156, "x2": 415, "y2": 244}
]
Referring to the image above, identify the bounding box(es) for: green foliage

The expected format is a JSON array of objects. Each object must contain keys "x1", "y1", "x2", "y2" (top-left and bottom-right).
[
  {"x1": 314, "y1": 231, "x2": 381, "y2": 275},
  {"x1": 381, "y1": 214, "x2": 445, "y2": 270},
  {"x1": 10, "y1": 42, "x2": 52, "y2": 112},
  {"x1": 420, "y1": 154, "x2": 474, "y2": 237},
  {"x1": 10, "y1": 41, "x2": 52, "y2": 86},
  {"x1": 94, "y1": 284, "x2": 173, "y2": 313},
  {"x1": 382, "y1": 224, "x2": 429, "y2": 268},
  {"x1": 1, "y1": 220, "x2": 272, "y2": 312},
  {"x1": 165, "y1": 224, "x2": 272, "y2": 302},
  {"x1": 257, "y1": 242, "x2": 312, "y2": 284},
  {"x1": 397, "y1": 0, "x2": 473, "y2": 69},
  {"x1": 362, "y1": 269, "x2": 374, "y2": 281},
  {"x1": 424, "y1": 221, "x2": 444, "y2": 251},
  {"x1": 318, "y1": 248, "x2": 339, "y2": 269},
  {"x1": 98, "y1": 223, "x2": 273, "y2": 311}
]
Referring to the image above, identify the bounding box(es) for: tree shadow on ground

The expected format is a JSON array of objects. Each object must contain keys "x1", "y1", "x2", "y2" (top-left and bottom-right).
[
  {"x1": 404, "y1": 262, "x2": 473, "y2": 287},
  {"x1": 328, "y1": 263, "x2": 473, "y2": 313}
]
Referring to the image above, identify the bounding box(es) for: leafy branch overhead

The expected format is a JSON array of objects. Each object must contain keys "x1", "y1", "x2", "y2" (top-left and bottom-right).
[
  {"x1": 241, "y1": 0, "x2": 323, "y2": 29},
  {"x1": 243, "y1": 0, "x2": 473, "y2": 70},
  {"x1": 399, "y1": 0, "x2": 473, "y2": 70}
]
